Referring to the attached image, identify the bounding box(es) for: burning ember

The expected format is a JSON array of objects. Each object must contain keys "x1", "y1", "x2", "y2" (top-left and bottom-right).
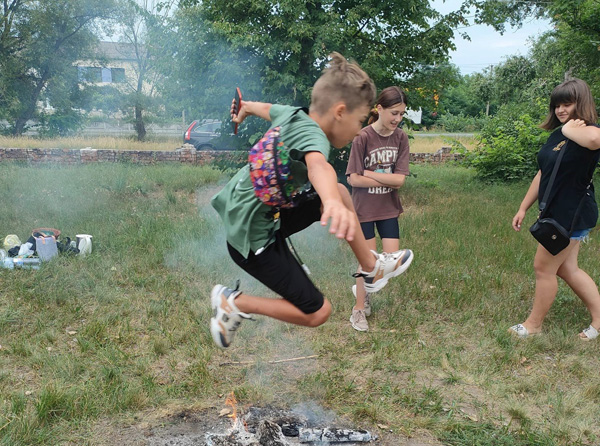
[
  {"x1": 204, "y1": 402, "x2": 377, "y2": 445},
  {"x1": 224, "y1": 392, "x2": 242, "y2": 426}
]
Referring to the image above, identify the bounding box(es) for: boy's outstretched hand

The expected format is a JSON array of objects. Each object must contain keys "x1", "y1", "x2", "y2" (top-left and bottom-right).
[
  {"x1": 230, "y1": 98, "x2": 273, "y2": 123},
  {"x1": 231, "y1": 98, "x2": 248, "y2": 125},
  {"x1": 320, "y1": 199, "x2": 357, "y2": 241}
]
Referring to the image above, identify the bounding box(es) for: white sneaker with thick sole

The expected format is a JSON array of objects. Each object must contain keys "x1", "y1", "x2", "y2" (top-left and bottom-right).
[
  {"x1": 351, "y1": 284, "x2": 371, "y2": 317},
  {"x1": 358, "y1": 249, "x2": 414, "y2": 294},
  {"x1": 350, "y1": 308, "x2": 369, "y2": 332},
  {"x1": 210, "y1": 284, "x2": 253, "y2": 349}
]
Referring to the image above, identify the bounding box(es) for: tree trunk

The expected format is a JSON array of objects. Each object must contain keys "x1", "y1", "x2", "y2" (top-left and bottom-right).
[
  {"x1": 134, "y1": 102, "x2": 146, "y2": 141},
  {"x1": 13, "y1": 68, "x2": 50, "y2": 136}
]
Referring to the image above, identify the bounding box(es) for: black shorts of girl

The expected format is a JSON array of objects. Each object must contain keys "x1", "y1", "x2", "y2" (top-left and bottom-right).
[
  {"x1": 360, "y1": 217, "x2": 399, "y2": 240},
  {"x1": 226, "y1": 196, "x2": 324, "y2": 314}
]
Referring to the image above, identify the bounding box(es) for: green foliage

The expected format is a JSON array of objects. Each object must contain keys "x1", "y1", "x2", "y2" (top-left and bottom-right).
[
  {"x1": 442, "y1": 74, "x2": 492, "y2": 118},
  {"x1": 468, "y1": 0, "x2": 600, "y2": 101},
  {"x1": 0, "y1": 0, "x2": 117, "y2": 135},
  {"x1": 165, "y1": 0, "x2": 481, "y2": 147},
  {"x1": 437, "y1": 112, "x2": 487, "y2": 132},
  {"x1": 465, "y1": 102, "x2": 549, "y2": 182},
  {"x1": 111, "y1": 0, "x2": 173, "y2": 141},
  {"x1": 37, "y1": 111, "x2": 87, "y2": 138}
]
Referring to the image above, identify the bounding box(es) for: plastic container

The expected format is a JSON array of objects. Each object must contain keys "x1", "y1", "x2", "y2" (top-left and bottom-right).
[
  {"x1": 76, "y1": 234, "x2": 93, "y2": 256},
  {"x1": 34, "y1": 236, "x2": 58, "y2": 261},
  {"x1": 1, "y1": 257, "x2": 40, "y2": 270}
]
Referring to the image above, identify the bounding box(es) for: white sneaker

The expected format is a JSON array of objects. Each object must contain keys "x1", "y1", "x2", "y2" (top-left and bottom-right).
[
  {"x1": 210, "y1": 284, "x2": 253, "y2": 349},
  {"x1": 358, "y1": 249, "x2": 413, "y2": 293},
  {"x1": 351, "y1": 284, "x2": 371, "y2": 317},
  {"x1": 350, "y1": 309, "x2": 368, "y2": 332}
]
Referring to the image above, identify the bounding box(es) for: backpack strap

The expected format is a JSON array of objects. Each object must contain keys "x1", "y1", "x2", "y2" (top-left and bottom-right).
[{"x1": 282, "y1": 107, "x2": 308, "y2": 125}]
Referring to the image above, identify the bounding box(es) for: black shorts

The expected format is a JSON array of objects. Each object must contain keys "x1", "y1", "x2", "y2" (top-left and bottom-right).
[
  {"x1": 227, "y1": 197, "x2": 324, "y2": 314},
  {"x1": 360, "y1": 217, "x2": 399, "y2": 240}
]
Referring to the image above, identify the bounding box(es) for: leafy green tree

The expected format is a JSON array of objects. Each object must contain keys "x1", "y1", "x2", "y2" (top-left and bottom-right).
[
  {"x1": 410, "y1": 63, "x2": 462, "y2": 127},
  {"x1": 174, "y1": 0, "x2": 478, "y2": 113},
  {"x1": 153, "y1": 5, "x2": 256, "y2": 125},
  {"x1": 0, "y1": 0, "x2": 116, "y2": 136},
  {"x1": 109, "y1": 0, "x2": 176, "y2": 141},
  {"x1": 469, "y1": 0, "x2": 599, "y2": 100},
  {"x1": 443, "y1": 75, "x2": 485, "y2": 118}
]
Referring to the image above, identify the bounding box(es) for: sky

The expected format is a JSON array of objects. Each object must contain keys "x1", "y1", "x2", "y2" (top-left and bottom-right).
[{"x1": 430, "y1": 0, "x2": 553, "y2": 75}]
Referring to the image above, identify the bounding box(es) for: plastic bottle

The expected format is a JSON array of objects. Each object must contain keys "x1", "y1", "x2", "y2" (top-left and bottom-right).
[
  {"x1": 14, "y1": 258, "x2": 41, "y2": 270},
  {"x1": 2, "y1": 257, "x2": 14, "y2": 269},
  {"x1": 1, "y1": 257, "x2": 40, "y2": 270}
]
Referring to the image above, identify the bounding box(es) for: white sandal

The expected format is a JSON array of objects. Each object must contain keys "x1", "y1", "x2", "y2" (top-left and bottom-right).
[
  {"x1": 508, "y1": 324, "x2": 530, "y2": 338},
  {"x1": 580, "y1": 325, "x2": 599, "y2": 341}
]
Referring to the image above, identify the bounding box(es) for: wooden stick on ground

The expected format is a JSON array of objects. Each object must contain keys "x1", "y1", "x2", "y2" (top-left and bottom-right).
[{"x1": 219, "y1": 355, "x2": 318, "y2": 367}]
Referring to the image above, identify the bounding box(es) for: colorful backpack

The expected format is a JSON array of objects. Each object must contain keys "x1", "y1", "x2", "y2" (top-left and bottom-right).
[{"x1": 248, "y1": 107, "x2": 314, "y2": 208}]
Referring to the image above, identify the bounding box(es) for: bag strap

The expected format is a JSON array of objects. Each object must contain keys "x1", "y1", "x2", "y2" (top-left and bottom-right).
[
  {"x1": 277, "y1": 107, "x2": 308, "y2": 127},
  {"x1": 538, "y1": 140, "x2": 568, "y2": 216}
]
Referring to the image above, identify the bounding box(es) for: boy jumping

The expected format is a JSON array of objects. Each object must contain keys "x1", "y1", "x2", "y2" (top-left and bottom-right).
[{"x1": 210, "y1": 53, "x2": 413, "y2": 348}]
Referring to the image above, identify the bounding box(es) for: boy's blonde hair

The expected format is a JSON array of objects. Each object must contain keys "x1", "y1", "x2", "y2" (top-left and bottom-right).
[{"x1": 310, "y1": 52, "x2": 376, "y2": 115}]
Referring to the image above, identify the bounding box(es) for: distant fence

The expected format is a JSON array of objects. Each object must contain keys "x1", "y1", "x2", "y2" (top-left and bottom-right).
[{"x1": 0, "y1": 145, "x2": 461, "y2": 166}]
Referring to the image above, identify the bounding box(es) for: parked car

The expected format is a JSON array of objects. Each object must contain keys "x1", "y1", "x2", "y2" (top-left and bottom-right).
[{"x1": 183, "y1": 119, "x2": 223, "y2": 150}]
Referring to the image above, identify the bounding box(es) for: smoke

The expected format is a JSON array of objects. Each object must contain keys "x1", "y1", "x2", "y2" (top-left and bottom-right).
[
  {"x1": 164, "y1": 185, "x2": 263, "y2": 292},
  {"x1": 291, "y1": 401, "x2": 337, "y2": 427}
]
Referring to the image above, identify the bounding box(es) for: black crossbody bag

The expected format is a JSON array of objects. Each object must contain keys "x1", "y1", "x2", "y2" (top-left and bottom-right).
[{"x1": 529, "y1": 140, "x2": 589, "y2": 255}]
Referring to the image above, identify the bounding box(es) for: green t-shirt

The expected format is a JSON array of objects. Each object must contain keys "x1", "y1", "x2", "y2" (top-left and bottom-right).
[{"x1": 211, "y1": 104, "x2": 331, "y2": 258}]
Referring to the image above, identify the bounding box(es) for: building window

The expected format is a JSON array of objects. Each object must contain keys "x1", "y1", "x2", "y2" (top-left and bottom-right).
[
  {"x1": 77, "y1": 66, "x2": 125, "y2": 83},
  {"x1": 101, "y1": 67, "x2": 112, "y2": 83}
]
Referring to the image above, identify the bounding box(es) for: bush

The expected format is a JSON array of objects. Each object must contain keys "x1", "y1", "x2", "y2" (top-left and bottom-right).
[
  {"x1": 437, "y1": 112, "x2": 487, "y2": 133},
  {"x1": 464, "y1": 102, "x2": 549, "y2": 182},
  {"x1": 37, "y1": 110, "x2": 86, "y2": 138}
]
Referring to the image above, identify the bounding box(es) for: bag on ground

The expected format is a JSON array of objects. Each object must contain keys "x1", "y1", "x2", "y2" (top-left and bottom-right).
[{"x1": 35, "y1": 236, "x2": 58, "y2": 261}]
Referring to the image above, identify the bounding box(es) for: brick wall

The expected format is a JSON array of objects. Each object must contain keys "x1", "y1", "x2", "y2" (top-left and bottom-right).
[{"x1": 0, "y1": 144, "x2": 461, "y2": 166}]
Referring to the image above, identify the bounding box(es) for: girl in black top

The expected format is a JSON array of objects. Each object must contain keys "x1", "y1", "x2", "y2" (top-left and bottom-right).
[{"x1": 511, "y1": 78, "x2": 600, "y2": 340}]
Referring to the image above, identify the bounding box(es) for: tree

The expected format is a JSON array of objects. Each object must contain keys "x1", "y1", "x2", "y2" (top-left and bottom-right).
[
  {"x1": 0, "y1": 0, "x2": 116, "y2": 136},
  {"x1": 442, "y1": 74, "x2": 489, "y2": 118},
  {"x1": 469, "y1": 0, "x2": 600, "y2": 99},
  {"x1": 110, "y1": 0, "x2": 176, "y2": 141},
  {"x1": 175, "y1": 0, "x2": 479, "y2": 110},
  {"x1": 155, "y1": 5, "x2": 260, "y2": 127}
]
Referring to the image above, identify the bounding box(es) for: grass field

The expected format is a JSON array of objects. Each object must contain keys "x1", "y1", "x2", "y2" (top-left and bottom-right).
[
  {"x1": 1, "y1": 162, "x2": 599, "y2": 445},
  {"x1": 0, "y1": 133, "x2": 477, "y2": 154}
]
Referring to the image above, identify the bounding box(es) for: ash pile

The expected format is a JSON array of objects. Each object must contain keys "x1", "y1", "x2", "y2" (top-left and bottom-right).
[{"x1": 205, "y1": 406, "x2": 377, "y2": 446}]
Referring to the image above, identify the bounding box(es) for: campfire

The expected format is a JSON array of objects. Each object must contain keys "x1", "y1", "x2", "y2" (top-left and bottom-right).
[{"x1": 204, "y1": 396, "x2": 377, "y2": 445}]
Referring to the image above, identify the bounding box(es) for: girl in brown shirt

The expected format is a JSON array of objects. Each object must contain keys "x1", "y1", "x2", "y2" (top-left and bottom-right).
[{"x1": 345, "y1": 86, "x2": 412, "y2": 331}]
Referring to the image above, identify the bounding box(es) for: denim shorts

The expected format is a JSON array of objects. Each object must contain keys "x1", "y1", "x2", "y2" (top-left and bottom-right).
[{"x1": 571, "y1": 228, "x2": 592, "y2": 241}]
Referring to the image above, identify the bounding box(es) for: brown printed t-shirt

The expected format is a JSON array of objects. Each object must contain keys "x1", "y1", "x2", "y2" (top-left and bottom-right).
[{"x1": 345, "y1": 125, "x2": 410, "y2": 223}]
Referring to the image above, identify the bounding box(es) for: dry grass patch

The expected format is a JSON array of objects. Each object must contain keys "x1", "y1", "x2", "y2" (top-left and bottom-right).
[
  {"x1": 0, "y1": 133, "x2": 478, "y2": 154},
  {"x1": 0, "y1": 135, "x2": 181, "y2": 151},
  {"x1": 410, "y1": 134, "x2": 477, "y2": 153}
]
